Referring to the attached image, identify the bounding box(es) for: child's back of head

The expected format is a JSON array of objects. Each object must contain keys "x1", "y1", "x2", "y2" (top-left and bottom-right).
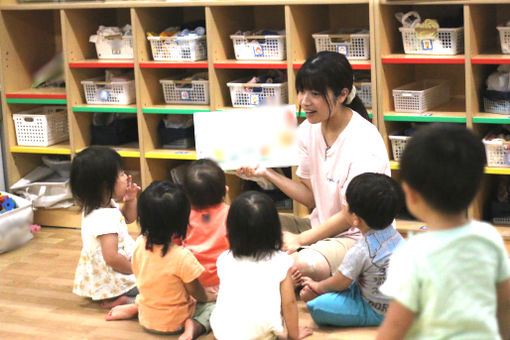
[
  {"x1": 400, "y1": 124, "x2": 486, "y2": 215},
  {"x1": 227, "y1": 191, "x2": 282, "y2": 260},
  {"x1": 346, "y1": 172, "x2": 404, "y2": 230},
  {"x1": 183, "y1": 159, "x2": 226, "y2": 209},
  {"x1": 70, "y1": 146, "x2": 124, "y2": 215},
  {"x1": 138, "y1": 180, "x2": 190, "y2": 257}
]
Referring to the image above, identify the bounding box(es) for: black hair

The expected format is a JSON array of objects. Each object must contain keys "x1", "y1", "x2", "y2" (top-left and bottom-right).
[
  {"x1": 296, "y1": 51, "x2": 369, "y2": 121},
  {"x1": 400, "y1": 124, "x2": 486, "y2": 215},
  {"x1": 70, "y1": 146, "x2": 124, "y2": 216},
  {"x1": 137, "y1": 181, "x2": 190, "y2": 257},
  {"x1": 227, "y1": 191, "x2": 282, "y2": 260},
  {"x1": 183, "y1": 159, "x2": 226, "y2": 209},
  {"x1": 346, "y1": 173, "x2": 404, "y2": 230}
]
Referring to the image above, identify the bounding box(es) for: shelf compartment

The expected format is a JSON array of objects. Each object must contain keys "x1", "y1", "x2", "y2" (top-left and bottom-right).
[
  {"x1": 214, "y1": 60, "x2": 287, "y2": 69},
  {"x1": 382, "y1": 54, "x2": 465, "y2": 64},
  {"x1": 142, "y1": 105, "x2": 210, "y2": 115},
  {"x1": 6, "y1": 88, "x2": 67, "y2": 104},
  {"x1": 293, "y1": 60, "x2": 370, "y2": 70},
  {"x1": 10, "y1": 142, "x2": 71, "y2": 155},
  {"x1": 72, "y1": 105, "x2": 137, "y2": 113},
  {"x1": 145, "y1": 149, "x2": 197, "y2": 160},
  {"x1": 384, "y1": 98, "x2": 466, "y2": 123},
  {"x1": 140, "y1": 61, "x2": 208, "y2": 69},
  {"x1": 69, "y1": 60, "x2": 134, "y2": 68}
]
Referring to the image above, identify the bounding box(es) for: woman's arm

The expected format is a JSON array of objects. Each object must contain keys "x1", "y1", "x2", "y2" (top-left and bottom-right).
[
  {"x1": 184, "y1": 278, "x2": 208, "y2": 303},
  {"x1": 280, "y1": 270, "x2": 313, "y2": 340},
  {"x1": 98, "y1": 233, "x2": 133, "y2": 274}
]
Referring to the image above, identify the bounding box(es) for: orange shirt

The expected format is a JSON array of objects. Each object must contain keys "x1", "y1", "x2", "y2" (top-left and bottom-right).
[
  {"x1": 132, "y1": 237, "x2": 204, "y2": 332},
  {"x1": 182, "y1": 203, "x2": 230, "y2": 287}
]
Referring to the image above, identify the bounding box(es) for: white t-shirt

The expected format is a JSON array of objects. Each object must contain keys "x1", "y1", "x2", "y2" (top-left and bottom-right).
[
  {"x1": 210, "y1": 250, "x2": 293, "y2": 340},
  {"x1": 380, "y1": 220, "x2": 510, "y2": 340},
  {"x1": 73, "y1": 200, "x2": 136, "y2": 300},
  {"x1": 296, "y1": 111, "x2": 390, "y2": 237}
]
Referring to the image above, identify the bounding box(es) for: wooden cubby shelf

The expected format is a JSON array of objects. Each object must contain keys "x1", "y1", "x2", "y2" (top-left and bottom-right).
[
  {"x1": 292, "y1": 60, "x2": 371, "y2": 70},
  {"x1": 10, "y1": 143, "x2": 71, "y2": 155},
  {"x1": 473, "y1": 113, "x2": 510, "y2": 124},
  {"x1": 383, "y1": 113, "x2": 466, "y2": 123},
  {"x1": 472, "y1": 55, "x2": 510, "y2": 64},
  {"x1": 69, "y1": 60, "x2": 134, "y2": 68}
]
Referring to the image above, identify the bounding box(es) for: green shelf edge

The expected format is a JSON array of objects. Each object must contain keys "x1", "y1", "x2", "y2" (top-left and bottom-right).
[
  {"x1": 473, "y1": 117, "x2": 510, "y2": 124},
  {"x1": 7, "y1": 98, "x2": 67, "y2": 104},
  {"x1": 73, "y1": 106, "x2": 137, "y2": 113},
  {"x1": 142, "y1": 108, "x2": 210, "y2": 114},
  {"x1": 384, "y1": 115, "x2": 466, "y2": 123},
  {"x1": 297, "y1": 112, "x2": 373, "y2": 119}
]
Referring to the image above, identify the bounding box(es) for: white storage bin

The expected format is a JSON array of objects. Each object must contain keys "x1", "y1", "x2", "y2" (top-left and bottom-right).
[
  {"x1": 94, "y1": 35, "x2": 133, "y2": 59},
  {"x1": 312, "y1": 29, "x2": 370, "y2": 60},
  {"x1": 160, "y1": 78, "x2": 209, "y2": 105},
  {"x1": 399, "y1": 27, "x2": 463, "y2": 55},
  {"x1": 493, "y1": 216, "x2": 510, "y2": 225},
  {"x1": 227, "y1": 79, "x2": 288, "y2": 107},
  {"x1": 388, "y1": 135, "x2": 411, "y2": 161},
  {"x1": 355, "y1": 81, "x2": 372, "y2": 108},
  {"x1": 483, "y1": 138, "x2": 510, "y2": 167},
  {"x1": 81, "y1": 78, "x2": 136, "y2": 105},
  {"x1": 393, "y1": 80, "x2": 449, "y2": 113},
  {"x1": 484, "y1": 97, "x2": 510, "y2": 114},
  {"x1": 13, "y1": 106, "x2": 68, "y2": 147},
  {"x1": 230, "y1": 34, "x2": 286, "y2": 61},
  {"x1": 148, "y1": 35, "x2": 207, "y2": 61},
  {"x1": 0, "y1": 191, "x2": 34, "y2": 254},
  {"x1": 497, "y1": 26, "x2": 510, "y2": 54}
]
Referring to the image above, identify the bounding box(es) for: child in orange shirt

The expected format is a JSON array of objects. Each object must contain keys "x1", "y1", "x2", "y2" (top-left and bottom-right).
[
  {"x1": 182, "y1": 159, "x2": 230, "y2": 300},
  {"x1": 107, "y1": 181, "x2": 212, "y2": 340}
]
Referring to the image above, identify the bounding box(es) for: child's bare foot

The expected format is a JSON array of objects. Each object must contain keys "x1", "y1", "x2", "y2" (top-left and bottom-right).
[
  {"x1": 105, "y1": 303, "x2": 138, "y2": 321},
  {"x1": 300, "y1": 286, "x2": 319, "y2": 302},
  {"x1": 100, "y1": 295, "x2": 129, "y2": 309},
  {"x1": 290, "y1": 265, "x2": 303, "y2": 289},
  {"x1": 178, "y1": 318, "x2": 206, "y2": 340},
  {"x1": 298, "y1": 325, "x2": 313, "y2": 339}
]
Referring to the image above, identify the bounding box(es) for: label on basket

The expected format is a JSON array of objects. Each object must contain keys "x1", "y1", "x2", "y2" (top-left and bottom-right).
[
  {"x1": 99, "y1": 89, "x2": 110, "y2": 102},
  {"x1": 253, "y1": 44, "x2": 264, "y2": 57},
  {"x1": 421, "y1": 39, "x2": 433, "y2": 51},
  {"x1": 505, "y1": 151, "x2": 510, "y2": 165},
  {"x1": 180, "y1": 90, "x2": 191, "y2": 101},
  {"x1": 250, "y1": 94, "x2": 260, "y2": 106},
  {"x1": 111, "y1": 39, "x2": 122, "y2": 55},
  {"x1": 336, "y1": 44, "x2": 349, "y2": 56}
]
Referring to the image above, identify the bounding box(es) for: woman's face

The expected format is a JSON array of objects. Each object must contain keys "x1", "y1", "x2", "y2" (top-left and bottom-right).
[{"x1": 297, "y1": 88, "x2": 347, "y2": 124}]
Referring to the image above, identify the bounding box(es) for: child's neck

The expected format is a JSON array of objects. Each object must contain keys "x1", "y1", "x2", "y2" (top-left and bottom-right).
[{"x1": 424, "y1": 211, "x2": 469, "y2": 231}]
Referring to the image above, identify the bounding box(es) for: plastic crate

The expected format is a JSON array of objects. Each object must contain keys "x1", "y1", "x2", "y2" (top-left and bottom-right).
[
  {"x1": 483, "y1": 138, "x2": 510, "y2": 167},
  {"x1": 497, "y1": 26, "x2": 510, "y2": 54},
  {"x1": 355, "y1": 81, "x2": 372, "y2": 108},
  {"x1": 94, "y1": 35, "x2": 133, "y2": 59},
  {"x1": 399, "y1": 27, "x2": 463, "y2": 55},
  {"x1": 148, "y1": 36, "x2": 207, "y2": 61},
  {"x1": 484, "y1": 97, "x2": 510, "y2": 114},
  {"x1": 13, "y1": 106, "x2": 68, "y2": 147},
  {"x1": 388, "y1": 135, "x2": 411, "y2": 161},
  {"x1": 227, "y1": 79, "x2": 288, "y2": 107},
  {"x1": 160, "y1": 78, "x2": 209, "y2": 105},
  {"x1": 230, "y1": 34, "x2": 286, "y2": 60},
  {"x1": 312, "y1": 29, "x2": 370, "y2": 60},
  {"x1": 81, "y1": 78, "x2": 135, "y2": 105},
  {"x1": 392, "y1": 80, "x2": 449, "y2": 113},
  {"x1": 492, "y1": 216, "x2": 510, "y2": 225}
]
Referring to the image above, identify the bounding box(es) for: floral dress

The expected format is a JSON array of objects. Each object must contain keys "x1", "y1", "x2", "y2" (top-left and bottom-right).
[{"x1": 73, "y1": 200, "x2": 136, "y2": 300}]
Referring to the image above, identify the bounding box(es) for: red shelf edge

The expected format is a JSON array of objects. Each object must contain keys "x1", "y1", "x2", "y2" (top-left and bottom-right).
[
  {"x1": 6, "y1": 93, "x2": 67, "y2": 99},
  {"x1": 382, "y1": 57, "x2": 465, "y2": 64},
  {"x1": 214, "y1": 62, "x2": 287, "y2": 69},
  {"x1": 139, "y1": 62, "x2": 209, "y2": 69},
  {"x1": 293, "y1": 63, "x2": 371, "y2": 70},
  {"x1": 69, "y1": 62, "x2": 134, "y2": 68},
  {"x1": 471, "y1": 58, "x2": 510, "y2": 64}
]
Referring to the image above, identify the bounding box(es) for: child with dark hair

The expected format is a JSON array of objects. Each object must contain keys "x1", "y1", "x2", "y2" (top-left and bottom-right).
[
  {"x1": 107, "y1": 181, "x2": 212, "y2": 340},
  {"x1": 299, "y1": 173, "x2": 404, "y2": 327},
  {"x1": 70, "y1": 146, "x2": 141, "y2": 308},
  {"x1": 182, "y1": 159, "x2": 230, "y2": 300},
  {"x1": 377, "y1": 124, "x2": 510, "y2": 340},
  {"x1": 210, "y1": 191, "x2": 313, "y2": 340}
]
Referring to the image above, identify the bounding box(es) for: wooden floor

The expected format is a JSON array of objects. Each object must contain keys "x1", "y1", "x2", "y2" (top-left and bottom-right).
[{"x1": 0, "y1": 227, "x2": 377, "y2": 340}]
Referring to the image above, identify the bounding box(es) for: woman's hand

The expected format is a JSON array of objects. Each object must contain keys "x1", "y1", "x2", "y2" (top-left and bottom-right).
[
  {"x1": 236, "y1": 164, "x2": 268, "y2": 178},
  {"x1": 282, "y1": 231, "x2": 302, "y2": 254},
  {"x1": 123, "y1": 175, "x2": 141, "y2": 202}
]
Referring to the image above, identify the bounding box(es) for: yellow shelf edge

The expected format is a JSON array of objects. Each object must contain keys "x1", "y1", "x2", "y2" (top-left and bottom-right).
[
  {"x1": 145, "y1": 150, "x2": 197, "y2": 160},
  {"x1": 10, "y1": 146, "x2": 71, "y2": 155}
]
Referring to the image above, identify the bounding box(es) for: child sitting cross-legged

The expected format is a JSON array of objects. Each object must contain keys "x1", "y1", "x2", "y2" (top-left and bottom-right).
[{"x1": 300, "y1": 172, "x2": 404, "y2": 327}]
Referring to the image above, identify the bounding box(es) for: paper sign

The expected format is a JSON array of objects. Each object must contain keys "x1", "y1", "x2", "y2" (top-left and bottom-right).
[{"x1": 194, "y1": 105, "x2": 299, "y2": 170}]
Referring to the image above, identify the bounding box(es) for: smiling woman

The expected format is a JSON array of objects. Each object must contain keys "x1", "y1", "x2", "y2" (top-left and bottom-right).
[{"x1": 237, "y1": 51, "x2": 390, "y2": 282}]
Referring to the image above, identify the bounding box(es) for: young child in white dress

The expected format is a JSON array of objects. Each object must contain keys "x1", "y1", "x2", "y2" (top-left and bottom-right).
[
  {"x1": 70, "y1": 146, "x2": 141, "y2": 308},
  {"x1": 210, "y1": 191, "x2": 313, "y2": 340}
]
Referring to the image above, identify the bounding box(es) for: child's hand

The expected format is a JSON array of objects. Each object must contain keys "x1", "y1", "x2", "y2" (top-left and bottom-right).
[
  {"x1": 300, "y1": 277, "x2": 321, "y2": 301},
  {"x1": 297, "y1": 325, "x2": 313, "y2": 339},
  {"x1": 123, "y1": 175, "x2": 141, "y2": 202}
]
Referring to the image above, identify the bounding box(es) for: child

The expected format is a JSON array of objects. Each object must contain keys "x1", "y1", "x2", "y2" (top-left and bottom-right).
[
  {"x1": 210, "y1": 191, "x2": 313, "y2": 340},
  {"x1": 299, "y1": 173, "x2": 404, "y2": 327},
  {"x1": 70, "y1": 146, "x2": 140, "y2": 308},
  {"x1": 107, "y1": 181, "x2": 212, "y2": 340},
  {"x1": 377, "y1": 124, "x2": 510, "y2": 340},
  {"x1": 182, "y1": 159, "x2": 230, "y2": 299}
]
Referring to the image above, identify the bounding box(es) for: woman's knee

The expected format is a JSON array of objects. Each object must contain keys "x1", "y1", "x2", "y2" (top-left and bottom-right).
[{"x1": 293, "y1": 249, "x2": 331, "y2": 281}]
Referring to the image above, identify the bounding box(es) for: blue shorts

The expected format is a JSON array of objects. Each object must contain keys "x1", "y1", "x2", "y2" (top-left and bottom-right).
[{"x1": 306, "y1": 283, "x2": 384, "y2": 327}]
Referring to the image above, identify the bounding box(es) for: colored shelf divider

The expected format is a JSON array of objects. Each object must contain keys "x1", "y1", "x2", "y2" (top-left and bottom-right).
[
  {"x1": 145, "y1": 149, "x2": 197, "y2": 160},
  {"x1": 383, "y1": 113, "x2": 466, "y2": 123},
  {"x1": 472, "y1": 114, "x2": 510, "y2": 124},
  {"x1": 69, "y1": 60, "x2": 134, "y2": 68},
  {"x1": 139, "y1": 61, "x2": 209, "y2": 69},
  {"x1": 10, "y1": 144, "x2": 71, "y2": 155},
  {"x1": 142, "y1": 106, "x2": 210, "y2": 114},
  {"x1": 472, "y1": 55, "x2": 510, "y2": 65},
  {"x1": 485, "y1": 167, "x2": 510, "y2": 175},
  {"x1": 293, "y1": 60, "x2": 371, "y2": 70},
  {"x1": 214, "y1": 60, "x2": 287, "y2": 69},
  {"x1": 72, "y1": 105, "x2": 137, "y2": 113},
  {"x1": 6, "y1": 89, "x2": 67, "y2": 104},
  {"x1": 382, "y1": 54, "x2": 465, "y2": 64}
]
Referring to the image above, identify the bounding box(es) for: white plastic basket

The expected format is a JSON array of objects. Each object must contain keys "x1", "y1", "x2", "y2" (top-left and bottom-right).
[
  {"x1": 388, "y1": 135, "x2": 411, "y2": 161},
  {"x1": 148, "y1": 36, "x2": 207, "y2": 61},
  {"x1": 355, "y1": 81, "x2": 372, "y2": 108},
  {"x1": 393, "y1": 80, "x2": 449, "y2": 113},
  {"x1": 227, "y1": 79, "x2": 288, "y2": 107},
  {"x1": 399, "y1": 27, "x2": 463, "y2": 55},
  {"x1": 0, "y1": 191, "x2": 33, "y2": 254},
  {"x1": 312, "y1": 29, "x2": 370, "y2": 60},
  {"x1": 160, "y1": 78, "x2": 209, "y2": 105},
  {"x1": 497, "y1": 27, "x2": 510, "y2": 54},
  {"x1": 484, "y1": 97, "x2": 510, "y2": 114},
  {"x1": 13, "y1": 106, "x2": 68, "y2": 147},
  {"x1": 230, "y1": 35, "x2": 286, "y2": 60},
  {"x1": 94, "y1": 35, "x2": 133, "y2": 59},
  {"x1": 81, "y1": 78, "x2": 136, "y2": 105},
  {"x1": 483, "y1": 138, "x2": 510, "y2": 167},
  {"x1": 492, "y1": 216, "x2": 510, "y2": 225}
]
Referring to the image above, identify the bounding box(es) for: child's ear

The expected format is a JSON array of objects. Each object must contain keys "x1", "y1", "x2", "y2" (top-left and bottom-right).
[
  {"x1": 402, "y1": 182, "x2": 418, "y2": 205},
  {"x1": 225, "y1": 185, "x2": 229, "y2": 194}
]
